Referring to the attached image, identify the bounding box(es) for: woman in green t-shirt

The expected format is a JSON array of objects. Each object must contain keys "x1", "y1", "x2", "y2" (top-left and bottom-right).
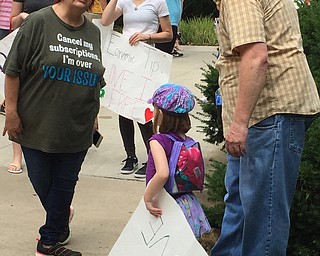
[{"x1": 3, "y1": 0, "x2": 105, "y2": 255}]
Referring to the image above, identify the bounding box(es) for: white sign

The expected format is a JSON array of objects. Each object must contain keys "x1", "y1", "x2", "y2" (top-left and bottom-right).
[
  {"x1": 109, "y1": 188, "x2": 208, "y2": 256},
  {"x1": 100, "y1": 31, "x2": 172, "y2": 124}
]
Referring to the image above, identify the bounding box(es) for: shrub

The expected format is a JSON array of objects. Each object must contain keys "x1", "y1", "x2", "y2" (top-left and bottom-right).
[
  {"x1": 203, "y1": 160, "x2": 226, "y2": 229},
  {"x1": 192, "y1": 60, "x2": 223, "y2": 144},
  {"x1": 179, "y1": 17, "x2": 218, "y2": 46},
  {"x1": 297, "y1": 0, "x2": 320, "y2": 87}
]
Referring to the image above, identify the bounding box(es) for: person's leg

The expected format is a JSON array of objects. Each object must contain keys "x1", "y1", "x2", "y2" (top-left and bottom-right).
[
  {"x1": 137, "y1": 120, "x2": 153, "y2": 154},
  {"x1": 119, "y1": 115, "x2": 136, "y2": 157},
  {"x1": 119, "y1": 115, "x2": 138, "y2": 173},
  {"x1": 241, "y1": 114, "x2": 313, "y2": 256},
  {"x1": 22, "y1": 146, "x2": 87, "y2": 246},
  {"x1": 212, "y1": 114, "x2": 313, "y2": 256},
  {"x1": 7, "y1": 142, "x2": 23, "y2": 174},
  {"x1": 134, "y1": 120, "x2": 153, "y2": 178},
  {"x1": 210, "y1": 154, "x2": 243, "y2": 256}
]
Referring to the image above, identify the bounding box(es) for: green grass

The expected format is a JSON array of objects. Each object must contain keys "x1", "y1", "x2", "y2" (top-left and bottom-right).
[{"x1": 179, "y1": 16, "x2": 218, "y2": 46}]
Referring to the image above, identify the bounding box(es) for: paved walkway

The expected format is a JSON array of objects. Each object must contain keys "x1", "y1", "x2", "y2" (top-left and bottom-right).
[{"x1": 0, "y1": 45, "x2": 225, "y2": 255}]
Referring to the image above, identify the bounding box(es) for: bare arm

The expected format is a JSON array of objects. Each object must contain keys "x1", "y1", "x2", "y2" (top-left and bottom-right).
[
  {"x1": 128, "y1": 15, "x2": 173, "y2": 45},
  {"x1": 144, "y1": 140, "x2": 170, "y2": 217},
  {"x1": 100, "y1": 0, "x2": 122, "y2": 26},
  {"x1": 151, "y1": 16, "x2": 173, "y2": 43},
  {"x1": 99, "y1": 0, "x2": 107, "y2": 10},
  {"x1": 225, "y1": 42, "x2": 268, "y2": 157},
  {"x1": 2, "y1": 75, "x2": 23, "y2": 139},
  {"x1": 10, "y1": 2, "x2": 28, "y2": 30}
]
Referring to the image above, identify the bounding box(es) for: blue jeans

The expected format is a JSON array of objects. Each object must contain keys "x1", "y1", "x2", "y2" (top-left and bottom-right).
[
  {"x1": 211, "y1": 114, "x2": 314, "y2": 256},
  {"x1": 22, "y1": 147, "x2": 87, "y2": 245}
]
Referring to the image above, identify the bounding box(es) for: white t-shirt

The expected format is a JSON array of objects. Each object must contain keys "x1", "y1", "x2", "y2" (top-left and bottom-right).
[{"x1": 117, "y1": 0, "x2": 169, "y2": 37}]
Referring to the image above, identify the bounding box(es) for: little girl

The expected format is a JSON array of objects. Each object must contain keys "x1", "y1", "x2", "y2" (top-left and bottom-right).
[{"x1": 143, "y1": 83, "x2": 211, "y2": 239}]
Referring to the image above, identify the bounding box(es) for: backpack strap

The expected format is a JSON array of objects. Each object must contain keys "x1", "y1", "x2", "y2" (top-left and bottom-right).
[{"x1": 164, "y1": 134, "x2": 196, "y2": 193}]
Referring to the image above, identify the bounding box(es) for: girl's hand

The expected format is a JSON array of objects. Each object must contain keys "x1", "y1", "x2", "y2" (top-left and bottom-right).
[
  {"x1": 129, "y1": 32, "x2": 149, "y2": 46},
  {"x1": 145, "y1": 199, "x2": 162, "y2": 218}
]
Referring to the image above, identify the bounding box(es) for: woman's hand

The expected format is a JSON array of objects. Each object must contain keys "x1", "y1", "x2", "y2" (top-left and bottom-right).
[
  {"x1": 3, "y1": 111, "x2": 23, "y2": 139},
  {"x1": 129, "y1": 32, "x2": 150, "y2": 45}
]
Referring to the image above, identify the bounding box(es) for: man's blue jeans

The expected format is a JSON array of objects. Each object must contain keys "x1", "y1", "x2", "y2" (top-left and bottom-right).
[
  {"x1": 22, "y1": 146, "x2": 87, "y2": 246},
  {"x1": 211, "y1": 114, "x2": 314, "y2": 256}
]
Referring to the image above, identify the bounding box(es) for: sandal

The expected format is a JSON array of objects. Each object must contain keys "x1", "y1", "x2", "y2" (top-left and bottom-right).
[{"x1": 7, "y1": 163, "x2": 23, "y2": 174}]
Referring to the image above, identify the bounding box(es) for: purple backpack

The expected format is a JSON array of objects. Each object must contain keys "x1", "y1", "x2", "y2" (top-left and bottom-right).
[{"x1": 164, "y1": 134, "x2": 205, "y2": 194}]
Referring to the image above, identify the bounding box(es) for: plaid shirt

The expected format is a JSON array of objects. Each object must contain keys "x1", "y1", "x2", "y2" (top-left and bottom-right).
[{"x1": 215, "y1": 0, "x2": 320, "y2": 136}]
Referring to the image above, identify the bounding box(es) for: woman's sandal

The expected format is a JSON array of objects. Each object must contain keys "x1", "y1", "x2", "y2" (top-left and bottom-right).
[{"x1": 7, "y1": 163, "x2": 23, "y2": 174}]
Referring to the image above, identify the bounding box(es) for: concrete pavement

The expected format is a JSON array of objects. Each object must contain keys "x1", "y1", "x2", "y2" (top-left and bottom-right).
[{"x1": 0, "y1": 45, "x2": 225, "y2": 255}]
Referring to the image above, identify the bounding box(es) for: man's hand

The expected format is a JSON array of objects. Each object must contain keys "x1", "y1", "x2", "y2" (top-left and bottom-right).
[{"x1": 225, "y1": 121, "x2": 248, "y2": 157}]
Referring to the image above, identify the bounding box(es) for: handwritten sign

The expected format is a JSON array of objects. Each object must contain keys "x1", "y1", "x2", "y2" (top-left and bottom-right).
[
  {"x1": 100, "y1": 31, "x2": 172, "y2": 124},
  {"x1": 109, "y1": 188, "x2": 208, "y2": 256}
]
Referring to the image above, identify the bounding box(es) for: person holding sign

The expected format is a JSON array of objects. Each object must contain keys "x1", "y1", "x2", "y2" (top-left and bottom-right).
[
  {"x1": 101, "y1": 0, "x2": 172, "y2": 178},
  {"x1": 144, "y1": 83, "x2": 211, "y2": 239},
  {"x1": 2, "y1": 0, "x2": 105, "y2": 255}
]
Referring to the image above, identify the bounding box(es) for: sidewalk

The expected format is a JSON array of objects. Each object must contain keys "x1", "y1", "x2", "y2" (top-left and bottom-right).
[{"x1": 0, "y1": 45, "x2": 225, "y2": 255}]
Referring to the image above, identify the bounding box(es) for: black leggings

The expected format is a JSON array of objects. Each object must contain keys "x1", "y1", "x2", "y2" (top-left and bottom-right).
[
  {"x1": 119, "y1": 115, "x2": 153, "y2": 157},
  {"x1": 155, "y1": 25, "x2": 178, "y2": 54}
]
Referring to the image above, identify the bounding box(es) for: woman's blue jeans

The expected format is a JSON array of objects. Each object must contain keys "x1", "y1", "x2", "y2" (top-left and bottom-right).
[
  {"x1": 22, "y1": 146, "x2": 87, "y2": 246},
  {"x1": 211, "y1": 114, "x2": 314, "y2": 256}
]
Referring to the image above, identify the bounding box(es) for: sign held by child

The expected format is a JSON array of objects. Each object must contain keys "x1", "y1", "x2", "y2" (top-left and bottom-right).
[{"x1": 109, "y1": 188, "x2": 208, "y2": 256}]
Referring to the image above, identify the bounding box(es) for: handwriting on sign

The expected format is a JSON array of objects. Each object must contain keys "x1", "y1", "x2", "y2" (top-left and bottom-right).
[{"x1": 101, "y1": 31, "x2": 172, "y2": 124}]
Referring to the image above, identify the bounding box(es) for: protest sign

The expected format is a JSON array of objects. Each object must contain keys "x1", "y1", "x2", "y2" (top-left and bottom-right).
[
  {"x1": 100, "y1": 31, "x2": 172, "y2": 124},
  {"x1": 109, "y1": 188, "x2": 208, "y2": 256}
]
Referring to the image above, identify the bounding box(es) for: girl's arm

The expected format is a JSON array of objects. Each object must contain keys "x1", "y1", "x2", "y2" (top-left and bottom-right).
[
  {"x1": 100, "y1": 0, "x2": 122, "y2": 26},
  {"x1": 128, "y1": 15, "x2": 173, "y2": 45},
  {"x1": 144, "y1": 139, "x2": 170, "y2": 217},
  {"x1": 10, "y1": 2, "x2": 28, "y2": 30}
]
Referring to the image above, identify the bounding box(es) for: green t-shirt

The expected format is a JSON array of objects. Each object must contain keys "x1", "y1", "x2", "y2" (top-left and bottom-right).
[{"x1": 3, "y1": 6, "x2": 105, "y2": 153}]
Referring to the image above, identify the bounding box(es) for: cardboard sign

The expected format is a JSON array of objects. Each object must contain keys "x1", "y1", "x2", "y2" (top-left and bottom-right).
[
  {"x1": 109, "y1": 188, "x2": 208, "y2": 256},
  {"x1": 100, "y1": 31, "x2": 172, "y2": 124}
]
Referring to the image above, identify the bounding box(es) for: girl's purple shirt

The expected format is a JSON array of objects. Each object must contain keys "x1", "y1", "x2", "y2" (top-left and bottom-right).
[{"x1": 146, "y1": 132, "x2": 186, "y2": 185}]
